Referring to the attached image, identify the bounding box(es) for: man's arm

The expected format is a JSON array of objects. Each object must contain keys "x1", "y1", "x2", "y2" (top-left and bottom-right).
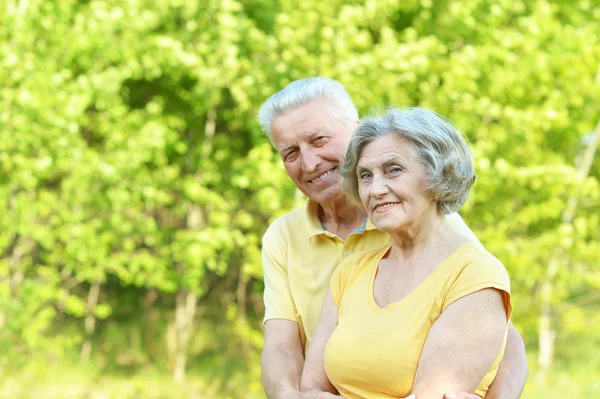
[
  {"x1": 482, "y1": 322, "x2": 527, "y2": 399},
  {"x1": 262, "y1": 319, "x2": 342, "y2": 399},
  {"x1": 261, "y1": 223, "x2": 317, "y2": 399},
  {"x1": 300, "y1": 292, "x2": 339, "y2": 395},
  {"x1": 261, "y1": 319, "x2": 305, "y2": 399}
]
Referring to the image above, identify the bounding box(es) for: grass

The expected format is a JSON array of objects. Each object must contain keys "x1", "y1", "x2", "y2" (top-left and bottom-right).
[{"x1": 1, "y1": 353, "x2": 599, "y2": 398}]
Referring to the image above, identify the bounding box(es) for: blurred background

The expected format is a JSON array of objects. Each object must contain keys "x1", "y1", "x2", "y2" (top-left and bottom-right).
[{"x1": 1, "y1": 0, "x2": 599, "y2": 398}]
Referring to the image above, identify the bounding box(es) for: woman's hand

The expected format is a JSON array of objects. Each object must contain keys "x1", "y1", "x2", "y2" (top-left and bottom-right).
[
  {"x1": 442, "y1": 393, "x2": 481, "y2": 399},
  {"x1": 299, "y1": 392, "x2": 345, "y2": 399},
  {"x1": 280, "y1": 387, "x2": 344, "y2": 399},
  {"x1": 401, "y1": 392, "x2": 481, "y2": 399}
]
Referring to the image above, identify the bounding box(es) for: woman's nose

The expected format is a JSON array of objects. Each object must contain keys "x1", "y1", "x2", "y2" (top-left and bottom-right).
[{"x1": 370, "y1": 175, "x2": 389, "y2": 197}]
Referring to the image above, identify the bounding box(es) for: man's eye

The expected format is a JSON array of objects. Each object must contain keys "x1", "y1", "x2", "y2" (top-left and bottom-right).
[
  {"x1": 313, "y1": 136, "x2": 327, "y2": 145},
  {"x1": 284, "y1": 151, "x2": 297, "y2": 161}
]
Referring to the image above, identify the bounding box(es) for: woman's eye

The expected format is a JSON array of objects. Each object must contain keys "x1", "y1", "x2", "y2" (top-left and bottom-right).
[
  {"x1": 389, "y1": 166, "x2": 403, "y2": 173},
  {"x1": 360, "y1": 172, "x2": 371, "y2": 180}
]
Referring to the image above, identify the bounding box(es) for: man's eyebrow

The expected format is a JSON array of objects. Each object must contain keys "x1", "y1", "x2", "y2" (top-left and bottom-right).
[
  {"x1": 307, "y1": 126, "x2": 331, "y2": 139},
  {"x1": 279, "y1": 127, "x2": 332, "y2": 155},
  {"x1": 278, "y1": 144, "x2": 295, "y2": 155}
]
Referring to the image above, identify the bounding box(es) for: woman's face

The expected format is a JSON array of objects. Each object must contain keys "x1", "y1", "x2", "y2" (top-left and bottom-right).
[{"x1": 357, "y1": 134, "x2": 435, "y2": 234}]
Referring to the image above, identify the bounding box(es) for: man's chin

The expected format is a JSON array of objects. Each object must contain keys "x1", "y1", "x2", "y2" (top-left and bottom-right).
[{"x1": 308, "y1": 187, "x2": 346, "y2": 205}]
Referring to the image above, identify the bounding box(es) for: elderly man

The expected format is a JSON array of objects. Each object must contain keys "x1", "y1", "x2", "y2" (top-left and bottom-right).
[{"x1": 258, "y1": 77, "x2": 527, "y2": 399}]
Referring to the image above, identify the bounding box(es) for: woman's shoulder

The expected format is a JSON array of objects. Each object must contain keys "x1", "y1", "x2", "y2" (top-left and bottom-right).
[
  {"x1": 450, "y1": 243, "x2": 510, "y2": 290},
  {"x1": 330, "y1": 243, "x2": 390, "y2": 306},
  {"x1": 346, "y1": 242, "x2": 390, "y2": 267},
  {"x1": 334, "y1": 243, "x2": 391, "y2": 282}
]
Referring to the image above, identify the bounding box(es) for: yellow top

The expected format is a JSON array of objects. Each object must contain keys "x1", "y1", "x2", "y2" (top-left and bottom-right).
[
  {"x1": 325, "y1": 243, "x2": 511, "y2": 399},
  {"x1": 262, "y1": 199, "x2": 484, "y2": 350},
  {"x1": 262, "y1": 199, "x2": 387, "y2": 349}
]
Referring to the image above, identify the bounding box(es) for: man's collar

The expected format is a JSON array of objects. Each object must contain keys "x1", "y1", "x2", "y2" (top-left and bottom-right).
[
  {"x1": 365, "y1": 218, "x2": 378, "y2": 231},
  {"x1": 305, "y1": 198, "x2": 377, "y2": 239},
  {"x1": 305, "y1": 199, "x2": 325, "y2": 238}
]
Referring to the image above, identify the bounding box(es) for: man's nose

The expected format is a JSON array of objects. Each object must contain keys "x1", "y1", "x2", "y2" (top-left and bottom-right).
[{"x1": 301, "y1": 151, "x2": 321, "y2": 173}]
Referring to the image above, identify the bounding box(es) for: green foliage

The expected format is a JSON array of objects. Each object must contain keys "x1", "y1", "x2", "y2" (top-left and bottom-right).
[{"x1": 1, "y1": 0, "x2": 599, "y2": 397}]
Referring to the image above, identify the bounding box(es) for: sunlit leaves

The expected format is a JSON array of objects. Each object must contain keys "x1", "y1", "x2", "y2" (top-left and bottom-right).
[{"x1": 0, "y1": 0, "x2": 598, "y2": 394}]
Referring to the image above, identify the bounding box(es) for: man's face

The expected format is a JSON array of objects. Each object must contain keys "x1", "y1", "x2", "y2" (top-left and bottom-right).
[{"x1": 270, "y1": 99, "x2": 356, "y2": 205}]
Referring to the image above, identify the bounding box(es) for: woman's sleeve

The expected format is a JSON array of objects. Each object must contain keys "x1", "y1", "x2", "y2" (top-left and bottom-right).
[{"x1": 443, "y1": 253, "x2": 512, "y2": 320}]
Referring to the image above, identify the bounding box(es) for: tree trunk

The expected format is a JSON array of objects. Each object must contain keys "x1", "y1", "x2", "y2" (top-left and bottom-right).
[
  {"x1": 56, "y1": 267, "x2": 78, "y2": 320},
  {"x1": 8, "y1": 236, "x2": 33, "y2": 299},
  {"x1": 169, "y1": 109, "x2": 213, "y2": 382},
  {"x1": 236, "y1": 270, "x2": 253, "y2": 356},
  {"x1": 202, "y1": 107, "x2": 216, "y2": 159},
  {"x1": 143, "y1": 288, "x2": 159, "y2": 359},
  {"x1": 173, "y1": 288, "x2": 197, "y2": 384},
  {"x1": 80, "y1": 280, "x2": 101, "y2": 361},
  {"x1": 166, "y1": 316, "x2": 177, "y2": 372},
  {"x1": 538, "y1": 118, "x2": 600, "y2": 376},
  {"x1": 236, "y1": 271, "x2": 247, "y2": 322}
]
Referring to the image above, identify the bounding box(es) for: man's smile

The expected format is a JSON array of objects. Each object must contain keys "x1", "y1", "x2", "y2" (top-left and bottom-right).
[{"x1": 308, "y1": 168, "x2": 335, "y2": 183}]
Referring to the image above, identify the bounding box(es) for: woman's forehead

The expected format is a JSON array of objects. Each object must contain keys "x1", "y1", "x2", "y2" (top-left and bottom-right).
[{"x1": 358, "y1": 136, "x2": 414, "y2": 165}]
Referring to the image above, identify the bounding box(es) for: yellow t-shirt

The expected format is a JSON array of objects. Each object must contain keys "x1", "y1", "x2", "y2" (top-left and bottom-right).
[
  {"x1": 325, "y1": 243, "x2": 511, "y2": 399},
  {"x1": 262, "y1": 199, "x2": 484, "y2": 350},
  {"x1": 262, "y1": 200, "x2": 388, "y2": 349}
]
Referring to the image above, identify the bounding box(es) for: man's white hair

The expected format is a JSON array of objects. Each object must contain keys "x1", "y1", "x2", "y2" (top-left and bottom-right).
[{"x1": 258, "y1": 77, "x2": 359, "y2": 144}]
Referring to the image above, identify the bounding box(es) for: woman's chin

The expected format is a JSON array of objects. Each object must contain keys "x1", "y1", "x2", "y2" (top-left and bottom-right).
[
  {"x1": 373, "y1": 223, "x2": 396, "y2": 233},
  {"x1": 373, "y1": 217, "x2": 414, "y2": 234}
]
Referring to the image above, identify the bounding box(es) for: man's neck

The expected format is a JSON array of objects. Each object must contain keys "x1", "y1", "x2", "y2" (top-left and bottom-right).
[{"x1": 318, "y1": 197, "x2": 366, "y2": 240}]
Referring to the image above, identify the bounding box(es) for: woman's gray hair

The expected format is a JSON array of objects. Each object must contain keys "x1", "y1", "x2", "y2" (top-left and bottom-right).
[
  {"x1": 258, "y1": 77, "x2": 359, "y2": 144},
  {"x1": 341, "y1": 107, "x2": 476, "y2": 215}
]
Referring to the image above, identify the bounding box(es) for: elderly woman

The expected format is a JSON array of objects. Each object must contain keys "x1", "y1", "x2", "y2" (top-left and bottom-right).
[{"x1": 299, "y1": 107, "x2": 512, "y2": 399}]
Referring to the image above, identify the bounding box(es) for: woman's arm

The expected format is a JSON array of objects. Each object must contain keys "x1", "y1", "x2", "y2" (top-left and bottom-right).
[
  {"x1": 300, "y1": 291, "x2": 340, "y2": 395},
  {"x1": 441, "y1": 322, "x2": 528, "y2": 399},
  {"x1": 411, "y1": 288, "x2": 509, "y2": 399}
]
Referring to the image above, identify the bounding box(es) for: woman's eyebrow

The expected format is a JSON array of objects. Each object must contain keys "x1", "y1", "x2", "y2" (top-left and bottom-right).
[
  {"x1": 381, "y1": 156, "x2": 406, "y2": 167},
  {"x1": 359, "y1": 155, "x2": 405, "y2": 169}
]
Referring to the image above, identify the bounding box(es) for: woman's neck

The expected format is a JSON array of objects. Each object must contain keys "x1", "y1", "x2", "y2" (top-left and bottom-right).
[{"x1": 387, "y1": 209, "x2": 448, "y2": 263}]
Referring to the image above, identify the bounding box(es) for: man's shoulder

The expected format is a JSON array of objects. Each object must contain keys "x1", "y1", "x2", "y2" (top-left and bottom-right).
[
  {"x1": 266, "y1": 206, "x2": 307, "y2": 231},
  {"x1": 263, "y1": 206, "x2": 308, "y2": 242},
  {"x1": 274, "y1": 206, "x2": 308, "y2": 226}
]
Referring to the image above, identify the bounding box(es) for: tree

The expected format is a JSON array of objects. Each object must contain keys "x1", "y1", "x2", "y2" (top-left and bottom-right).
[{"x1": 1, "y1": 0, "x2": 599, "y2": 397}]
